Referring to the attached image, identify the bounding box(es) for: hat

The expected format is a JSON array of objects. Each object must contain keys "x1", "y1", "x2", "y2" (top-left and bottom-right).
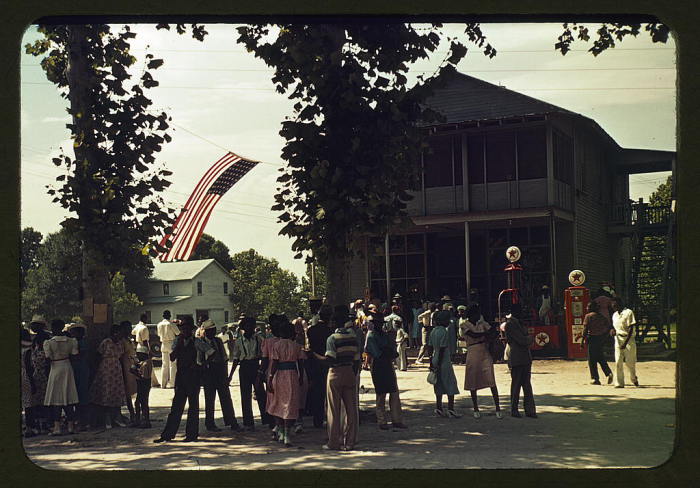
[
  {"x1": 602, "y1": 285, "x2": 613, "y2": 294},
  {"x1": 368, "y1": 304, "x2": 378, "y2": 311},
  {"x1": 30, "y1": 314, "x2": 47, "y2": 326},
  {"x1": 434, "y1": 311, "x2": 451, "y2": 327},
  {"x1": 67, "y1": 322, "x2": 87, "y2": 331},
  {"x1": 441, "y1": 295, "x2": 452, "y2": 302},
  {"x1": 393, "y1": 293, "x2": 402, "y2": 299},
  {"x1": 457, "y1": 305, "x2": 467, "y2": 311},
  {"x1": 541, "y1": 285, "x2": 549, "y2": 289},
  {"x1": 442, "y1": 303, "x2": 453, "y2": 311},
  {"x1": 201, "y1": 319, "x2": 216, "y2": 330}
]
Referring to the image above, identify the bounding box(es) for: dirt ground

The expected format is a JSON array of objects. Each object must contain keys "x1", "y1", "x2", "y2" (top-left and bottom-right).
[{"x1": 22, "y1": 357, "x2": 676, "y2": 470}]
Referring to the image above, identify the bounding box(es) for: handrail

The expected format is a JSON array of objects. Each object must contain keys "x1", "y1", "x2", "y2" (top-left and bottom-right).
[{"x1": 609, "y1": 202, "x2": 671, "y2": 227}]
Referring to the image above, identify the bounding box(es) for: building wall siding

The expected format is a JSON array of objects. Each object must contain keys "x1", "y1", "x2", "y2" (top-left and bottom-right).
[
  {"x1": 139, "y1": 262, "x2": 235, "y2": 325},
  {"x1": 519, "y1": 179, "x2": 548, "y2": 208},
  {"x1": 573, "y1": 127, "x2": 616, "y2": 292},
  {"x1": 426, "y1": 186, "x2": 457, "y2": 214}
]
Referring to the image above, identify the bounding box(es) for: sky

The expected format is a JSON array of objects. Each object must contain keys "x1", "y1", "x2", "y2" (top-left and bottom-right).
[{"x1": 20, "y1": 22, "x2": 676, "y2": 279}]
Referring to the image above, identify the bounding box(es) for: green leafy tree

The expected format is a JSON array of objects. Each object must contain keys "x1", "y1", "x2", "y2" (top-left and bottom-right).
[
  {"x1": 555, "y1": 22, "x2": 670, "y2": 56},
  {"x1": 190, "y1": 233, "x2": 235, "y2": 271},
  {"x1": 25, "y1": 24, "x2": 183, "y2": 348},
  {"x1": 229, "y1": 249, "x2": 303, "y2": 319},
  {"x1": 300, "y1": 262, "x2": 328, "y2": 300},
  {"x1": 22, "y1": 228, "x2": 152, "y2": 323},
  {"x1": 111, "y1": 271, "x2": 143, "y2": 323},
  {"x1": 237, "y1": 23, "x2": 495, "y2": 305},
  {"x1": 21, "y1": 227, "x2": 43, "y2": 288},
  {"x1": 22, "y1": 229, "x2": 82, "y2": 321}
]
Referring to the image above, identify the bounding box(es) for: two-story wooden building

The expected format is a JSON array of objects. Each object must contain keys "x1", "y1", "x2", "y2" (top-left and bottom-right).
[
  {"x1": 137, "y1": 258, "x2": 235, "y2": 325},
  {"x1": 346, "y1": 70, "x2": 674, "y2": 319}
]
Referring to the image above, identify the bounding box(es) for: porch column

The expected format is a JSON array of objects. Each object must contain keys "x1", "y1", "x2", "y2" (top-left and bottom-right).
[
  {"x1": 385, "y1": 233, "x2": 391, "y2": 301},
  {"x1": 464, "y1": 221, "x2": 471, "y2": 295},
  {"x1": 550, "y1": 216, "x2": 558, "y2": 294}
]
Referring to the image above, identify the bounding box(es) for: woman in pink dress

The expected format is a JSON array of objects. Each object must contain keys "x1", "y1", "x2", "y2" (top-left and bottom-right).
[
  {"x1": 261, "y1": 315, "x2": 282, "y2": 440},
  {"x1": 267, "y1": 321, "x2": 305, "y2": 447}
]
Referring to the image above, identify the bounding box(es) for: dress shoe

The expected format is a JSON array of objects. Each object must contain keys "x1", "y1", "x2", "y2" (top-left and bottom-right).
[
  {"x1": 391, "y1": 423, "x2": 409, "y2": 429},
  {"x1": 153, "y1": 437, "x2": 169, "y2": 443},
  {"x1": 230, "y1": 423, "x2": 243, "y2": 432},
  {"x1": 591, "y1": 380, "x2": 601, "y2": 385},
  {"x1": 607, "y1": 374, "x2": 614, "y2": 384},
  {"x1": 182, "y1": 437, "x2": 198, "y2": 442},
  {"x1": 511, "y1": 411, "x2": 522, "y2": 418},
  {"x1": 633, "y1": 380, "x2": 640, "y2": 387},
  {"x1": 525, "y1": 413, "x2": 538, "y2": 418}
]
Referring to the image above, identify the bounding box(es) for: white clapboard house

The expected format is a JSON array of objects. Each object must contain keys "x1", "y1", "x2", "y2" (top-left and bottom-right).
[{"x1": 138, "y1": 259, "x2": 235, "y2": 326}]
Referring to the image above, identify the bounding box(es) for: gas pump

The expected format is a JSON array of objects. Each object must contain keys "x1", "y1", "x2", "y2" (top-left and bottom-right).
[
  {"x1": 496, "y1": 246, "x2": 560, "y2": 354},
  {"x1": 564, "y1": 269, "x2": 590, "y2": 359}
]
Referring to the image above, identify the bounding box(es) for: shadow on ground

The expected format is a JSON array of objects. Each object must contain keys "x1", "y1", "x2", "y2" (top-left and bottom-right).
[{"x1": 22, "y1": 391, "x2": 675, "y2": 470}]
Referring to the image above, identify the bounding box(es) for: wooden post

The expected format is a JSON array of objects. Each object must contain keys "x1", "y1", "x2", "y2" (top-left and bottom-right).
[{"x1": 385, "y1": 233, "x2": 391, "y2": 302}]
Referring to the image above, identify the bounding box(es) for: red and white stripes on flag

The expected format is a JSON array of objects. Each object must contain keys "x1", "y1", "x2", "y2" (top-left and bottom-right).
[{"x1": 159, "y1": 152, "x2": 258, "y2": 262}]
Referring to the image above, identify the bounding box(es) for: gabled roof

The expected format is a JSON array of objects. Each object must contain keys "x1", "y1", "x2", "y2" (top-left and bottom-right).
[
  {"x1": 423, "y1": 68, "x2": 575, "y2": 124},
  {"x1": 150, "y1": 259, "x2": 229, "y2": 282}
]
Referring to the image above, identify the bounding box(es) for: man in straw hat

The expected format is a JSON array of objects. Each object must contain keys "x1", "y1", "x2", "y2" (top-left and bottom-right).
[{"x1": 200, "y1": 319, "x2": 241, "y2": 433}]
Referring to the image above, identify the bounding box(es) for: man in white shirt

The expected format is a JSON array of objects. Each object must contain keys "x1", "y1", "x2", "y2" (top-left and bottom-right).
[
  {"x1": 611, "y1": 297, "x2": 639, "y2": 388},
  {"x1": 157, "y1": 310, "x2": 180, "y2": 389}
]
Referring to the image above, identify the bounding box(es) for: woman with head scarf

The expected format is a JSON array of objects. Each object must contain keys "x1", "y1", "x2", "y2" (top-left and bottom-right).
[
  {"x1": 428, "y1": 310, "x2": 461, "y2": 418},
  {"x1": 90, "y1": 324, "x2": 127, "y2": 428}
]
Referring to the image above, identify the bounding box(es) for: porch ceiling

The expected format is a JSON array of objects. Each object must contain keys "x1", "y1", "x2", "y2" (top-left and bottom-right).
[
  {"x1": 409, "y1": 207, "x2": 573, "y2": 227},
  {"x1": 613, "y1": 148, "x2": 674, "y2": 175}
]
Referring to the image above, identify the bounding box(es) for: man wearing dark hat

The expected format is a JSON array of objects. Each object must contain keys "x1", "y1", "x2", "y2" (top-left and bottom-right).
[
  {"x1": 200, "y1": 319, "x2": 242, "y2": 433},
  {"x1": 154, "y1": 316, "x2": 202, "y2": 443}
]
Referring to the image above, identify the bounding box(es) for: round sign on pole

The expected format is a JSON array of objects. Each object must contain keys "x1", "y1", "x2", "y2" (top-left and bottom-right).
[
  {"x1": 568, "y1": 269, "x2": 586, "y2": 286},
  {"x1": 506, "y1": 246, "x2": 521, "y2": 263}
]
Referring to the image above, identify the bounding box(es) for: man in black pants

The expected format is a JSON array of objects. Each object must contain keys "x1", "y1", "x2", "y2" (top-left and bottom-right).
[
  {"x1": 154, "y1": 316, "x2": 202, "y2": 442},
  {"x1": 200, "y1": 319, "x2": 242, "y2": 432},
  {"x1": 305, "y1": 305, "x2": 333, "y2": 428},
  {"x1": 229, "y1": 317, "x2": 269, "y2": 431},
  {"x1": 582, "y1": 301, "x2": 614, "y2": 385},
  {"x1": 504, "y1": 304, "x2": 537, "y2": 418}
]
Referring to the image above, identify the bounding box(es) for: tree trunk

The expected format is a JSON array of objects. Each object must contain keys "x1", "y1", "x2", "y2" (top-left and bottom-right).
[
  {"x1": 325, "y1": 253, "x2": 350, "y2": 308},
  {"x1": 82, "y1": 245, "x2": 113, "y2": 353},
  {"x1": 66, "y1": 25, "x2": 114, "y2": 351}
]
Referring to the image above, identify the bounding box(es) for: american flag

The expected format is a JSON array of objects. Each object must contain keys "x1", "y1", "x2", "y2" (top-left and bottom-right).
[{"x1": 159, "y1": 152, "x2": 258, "y2": 262}]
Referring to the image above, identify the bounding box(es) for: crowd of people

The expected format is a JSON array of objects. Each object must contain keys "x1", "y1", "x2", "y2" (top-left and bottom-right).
[{"x1": 20, "y1": 287, "x2": 640, "y2": 451}]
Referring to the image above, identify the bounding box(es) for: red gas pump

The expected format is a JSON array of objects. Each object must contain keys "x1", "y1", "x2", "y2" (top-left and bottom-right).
[{"x1": 564, "y1": 269, "x2": 590, "y2": 359}]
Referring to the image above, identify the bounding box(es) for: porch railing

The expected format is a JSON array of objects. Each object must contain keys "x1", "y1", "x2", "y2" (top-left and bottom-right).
[{"x1": 609, "y1": 201, "x2": 671, "y2": 227}]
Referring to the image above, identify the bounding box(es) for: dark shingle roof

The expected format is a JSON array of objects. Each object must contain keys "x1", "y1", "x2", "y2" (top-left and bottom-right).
[{"x1": 423, "y1": 68, "x2": 575, "y2": 124}]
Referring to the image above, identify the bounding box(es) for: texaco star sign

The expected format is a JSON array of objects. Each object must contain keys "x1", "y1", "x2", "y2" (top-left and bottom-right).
[
  {"x1": 568, "y1": 269, "x2": 586, "y2": 286},
  {"x1": 506, "y1": 246, "x2": 521, "y2": 263}
]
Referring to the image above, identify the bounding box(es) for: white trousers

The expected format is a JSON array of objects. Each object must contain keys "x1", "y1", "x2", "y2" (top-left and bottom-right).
[
  {"x1": 160, "y1": 342, "x2": 178, "y2": 388},
  {"x1": 614, "y1": 341, "x2": 637, "y2": 387},
  {"x1": 395, "y1": 342, "x2": 407, "y2": 371}
]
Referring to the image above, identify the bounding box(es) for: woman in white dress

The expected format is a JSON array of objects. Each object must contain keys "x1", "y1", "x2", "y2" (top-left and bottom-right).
[
  {"x1": 461, "y1": 305, "x2": 503, "y2": 419},
  {"x1": 43, "y1": 319, "x2": 79, "y2": 435}
]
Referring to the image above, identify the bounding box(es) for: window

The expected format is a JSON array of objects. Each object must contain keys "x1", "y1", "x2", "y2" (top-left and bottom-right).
[
  {"x1": 224, "y1": 311, "x2": 229, "y2": 323},
  {"x1": 223, "y1": 282, "x2": 228, "y2": 295},
  {"x1": 163, "y1": 283, "x2": 170, "y2": 296},
  {"x1": 424, "y1": 136, "x2": 454, "y2": 188},
  {"x1": 197, "y1": 281, "x2": 203, "y2": 296},
  {"x1": 467, "y1": 134, "x2": 485, "y2": 184},
  {"x1": 517, "y1": 127, "x2": 547, "y2": 179},
  {"x1": 486, "y1": 131, "x2": 516, "y2": 182}
]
